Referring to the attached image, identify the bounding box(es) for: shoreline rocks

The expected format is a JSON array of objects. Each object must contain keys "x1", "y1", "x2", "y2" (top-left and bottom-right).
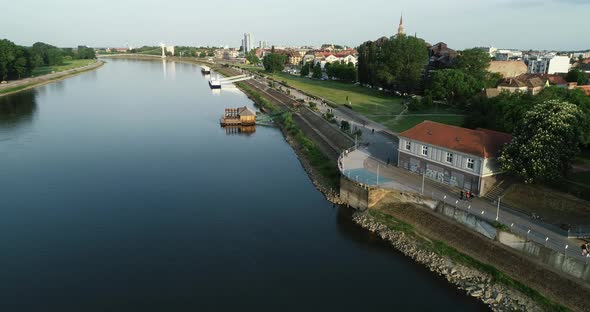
[{"x1": 352, "y1": 211, "x2": 542, "y2": 312}]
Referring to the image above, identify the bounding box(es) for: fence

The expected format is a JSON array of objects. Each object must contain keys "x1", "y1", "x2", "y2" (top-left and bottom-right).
[{"x1": 339, "y1": 147, "x2": 590, "y2": 265}]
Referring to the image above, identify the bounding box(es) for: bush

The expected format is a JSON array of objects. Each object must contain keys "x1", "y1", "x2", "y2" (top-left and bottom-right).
[{"x1": 340, "y1": 120, "x2": 350, "y2": 131}]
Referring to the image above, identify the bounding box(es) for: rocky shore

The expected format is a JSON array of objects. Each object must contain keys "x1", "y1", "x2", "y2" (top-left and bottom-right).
[{"x1": 353, "y1": 211, "x2": 543, "y2": 312}]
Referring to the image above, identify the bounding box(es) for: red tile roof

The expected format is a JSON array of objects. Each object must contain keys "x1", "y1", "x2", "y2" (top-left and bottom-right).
[
  {"x1": 577, "y1": 85, "x2": 590, "y2": 96},
  {"x1": 399, "y1": 121, "x2": 512, "y2": 158}
]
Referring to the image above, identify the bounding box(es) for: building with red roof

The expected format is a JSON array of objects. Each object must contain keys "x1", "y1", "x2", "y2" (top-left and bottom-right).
[{"x1": 397, "y1": 121, "x2": 512, "y2": 195}]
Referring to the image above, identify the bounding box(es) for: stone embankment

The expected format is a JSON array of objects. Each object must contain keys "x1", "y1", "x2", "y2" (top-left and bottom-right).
[{"x1": 353, "y1": 211, "x2": 543, "y2": 312}]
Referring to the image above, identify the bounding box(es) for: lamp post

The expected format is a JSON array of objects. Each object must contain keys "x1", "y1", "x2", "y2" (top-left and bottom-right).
[
  {"x1": 526, "y1": 229, "x2": 531, "y2": 240},
  {"x1": 421, "y1": 171, "x2": 425, "y2": 195},
  {"x1": 376, "y1": 164, "x2": 380, "y2": 186}
]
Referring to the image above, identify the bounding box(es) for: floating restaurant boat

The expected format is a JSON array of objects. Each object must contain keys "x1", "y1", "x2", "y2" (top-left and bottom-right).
[
  {"x1": 201, "y1": 65, "x2": 211, "y2": 74},
  {"x1": 220, "y1": 107, "x2": 256, "y2": 126}
]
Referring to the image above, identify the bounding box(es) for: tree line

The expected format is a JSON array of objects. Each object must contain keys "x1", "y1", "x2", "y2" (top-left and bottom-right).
[{"x1": 0, "y1": 39, "x2": 95, "y2": 81}]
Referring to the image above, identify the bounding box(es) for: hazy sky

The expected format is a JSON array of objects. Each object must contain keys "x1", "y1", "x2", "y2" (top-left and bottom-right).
[{"x1": 2, "y1": 0, "x2": 588, "y2": 50}]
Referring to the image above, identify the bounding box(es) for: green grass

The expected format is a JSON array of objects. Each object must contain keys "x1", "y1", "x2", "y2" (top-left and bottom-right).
[
  {"x1": 368, "y1": 208, "x2": 569, "y2": 312},
  {"x1": 31, "y1": 59, "x2": 96, "y2": 76},
  {"x1": 232, "y1": 64, "x2": 465, "y2": 133},
  {"x1": 0, "y1": 83, "x2": 35, "y2": 95},
  {"x1": 503, "y1": 183, "x2": 590, "y2": 226},
  {"x1": 574, "y1": 156, "x2": 590, "y2": 165},
  {"x1": 270, "y1": 73, "x2": 404, "y2": 115},
  {"x1": 229, "y1": 75, "x2": 339, "y2": 188}
]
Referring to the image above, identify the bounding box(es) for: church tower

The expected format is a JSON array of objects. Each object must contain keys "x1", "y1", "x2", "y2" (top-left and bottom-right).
[{"x1": 397, "y1": 14, "x2": 405, "y2": 36}]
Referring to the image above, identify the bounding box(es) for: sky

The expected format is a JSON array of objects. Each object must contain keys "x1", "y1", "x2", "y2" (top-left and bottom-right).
[{"x1": 2, "y1": 0, "x2": 588, "y2": 51}]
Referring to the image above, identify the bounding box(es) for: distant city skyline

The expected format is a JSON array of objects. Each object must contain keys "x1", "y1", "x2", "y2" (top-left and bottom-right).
[{"x1": 2, "y1": 0, "x2": 589, "y2": 51}]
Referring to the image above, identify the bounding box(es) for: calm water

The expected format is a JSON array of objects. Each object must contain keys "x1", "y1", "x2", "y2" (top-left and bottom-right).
[{"x1": 0, "y1": 59, "x2": 487, "y2": 311}]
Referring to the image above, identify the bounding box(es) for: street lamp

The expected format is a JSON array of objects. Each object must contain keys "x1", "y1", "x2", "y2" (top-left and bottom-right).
[
  {"x1": 496, "y1": 196, "x2": 503, "y2": 221},
  {"x1": 545, "y1": 237, "x2": 549, "y2": 247}
]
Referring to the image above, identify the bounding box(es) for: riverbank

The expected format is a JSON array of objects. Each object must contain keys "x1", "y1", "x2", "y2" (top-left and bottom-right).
[
  {"x1": 353, "y1": 209, "x2": 544, "y2": 311},
  {"x1": 94, "y1": 56, "x2": 573, "y2": 310},
  {"x1": 0, "y1": 60, "x2": 104, "y2": 97}
]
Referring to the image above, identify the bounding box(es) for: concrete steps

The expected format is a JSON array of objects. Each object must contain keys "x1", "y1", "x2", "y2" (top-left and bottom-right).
[{"x1": 483, "y1": 178, "x2": 513, "y2": 202}]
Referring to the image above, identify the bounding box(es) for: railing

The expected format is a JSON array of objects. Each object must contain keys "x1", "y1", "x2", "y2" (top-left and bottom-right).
[{"x1": 339, "y1": 148, "x2": 590, "y2": 261}]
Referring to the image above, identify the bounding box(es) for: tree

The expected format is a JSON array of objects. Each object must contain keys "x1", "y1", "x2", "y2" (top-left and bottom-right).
[
  {"x1": 300, "y1": 62, "x2": 311, "y2": 77},
  {"x1": 428, "y1": 69, "x2": 482, "y2": 107},
  {"x1": 454, "y1": 48, "x2": 491, "y2": 80},
  {"x1": 46, "y1": 48, "x2": 64, "y2": 66},
  {"x1": 358, "y1": 35, "x2": 428, "y2": 92},
  {"x1": 499, "y1": 100, "x2": 587, "y2": 183},
  {"x1": 0, "y1": 39, "x2": 35, "y2": 80},
  {"x1": 262, "y1": 53, "x2": 286, "y2": 73},
  {"x1": 566, "y1": 68, "x2": 587, "y2": 85},
  {"x1": 245, "y1": 50, "x2": 260, "y2": 65},
  {"x1": 312, "y1": 63, "x2": 322, "y2": 79}
]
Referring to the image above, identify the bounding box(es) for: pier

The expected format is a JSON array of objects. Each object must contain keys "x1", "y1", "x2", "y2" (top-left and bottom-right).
[{"x1": 209, "y1": 74, "x2": 253, "y2": 89}]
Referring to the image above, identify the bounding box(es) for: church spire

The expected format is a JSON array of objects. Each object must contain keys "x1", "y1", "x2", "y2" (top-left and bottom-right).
[{"x1": 397, "y1": 13, "x2": 405, "y2": 36}]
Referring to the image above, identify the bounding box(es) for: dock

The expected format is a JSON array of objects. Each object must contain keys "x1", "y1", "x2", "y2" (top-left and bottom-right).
[{"x1": 220, "y1": 107, "x2": 256, "y2": 126}]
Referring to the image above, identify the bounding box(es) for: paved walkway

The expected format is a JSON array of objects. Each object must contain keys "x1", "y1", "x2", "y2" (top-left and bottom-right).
[{"x1": 341, "y1": 148, "x2": 589, "y2": 261}]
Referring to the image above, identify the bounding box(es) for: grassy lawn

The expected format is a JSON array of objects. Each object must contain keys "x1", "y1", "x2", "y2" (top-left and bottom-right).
[
  {"x1": 271, "y1": 72, "x2": 404, "y2": 115},
  {"x1": 502, "y1": 183, "x2": 590, "y2": 225},
  {"x1": 231, "y1": 64, "x2": 466, "y2": 132},
  {"x1": 32, "y1": 59, "x2": 96, "y2": 76}
]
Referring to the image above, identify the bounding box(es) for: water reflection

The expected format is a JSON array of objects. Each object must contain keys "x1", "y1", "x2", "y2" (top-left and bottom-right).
[
  {"x1": 223, "y1": 125, "x2": 256, "y2": 136},
  {"x1": 0, "y1": 90, "x2": 37, "y2": 133}
]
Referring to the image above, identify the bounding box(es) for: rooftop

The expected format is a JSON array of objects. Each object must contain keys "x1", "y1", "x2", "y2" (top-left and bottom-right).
[{"x1": 399, "y1": 121, "x2": 512, "y2": 158}]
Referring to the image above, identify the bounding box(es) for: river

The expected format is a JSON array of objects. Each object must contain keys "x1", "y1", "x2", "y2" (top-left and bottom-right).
[{"x1": 0, "y1": 59, "x2": 487, "y2": 311}]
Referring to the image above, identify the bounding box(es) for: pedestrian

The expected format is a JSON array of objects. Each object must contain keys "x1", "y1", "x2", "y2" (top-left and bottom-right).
[
  {"x1": 466, "y1": 191, "x2": 471, "y2": 201},
  {"x1": 372, "y1": 128, "x2": 375, "y2": 134},
  {"x1": 386, "y1": 157, "x2": 390, "y2": 165},
  {"x1": 582, "y1": 243, "x2": 588, "y2": 256},
  {"x1": 460, "y1": 190, "x2": 464, "y2": 200}
]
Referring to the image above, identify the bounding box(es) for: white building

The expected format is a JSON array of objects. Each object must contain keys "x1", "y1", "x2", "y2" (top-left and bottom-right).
[
  {"x1": 528, "y1": 55, "x2": 570, "y2": 74},
  {"x1": 547, "y1": 55, "x2": 570, "y2": 74},
  {"x1": 243, "y1": 33, "x2": 252, "y2": 53}
]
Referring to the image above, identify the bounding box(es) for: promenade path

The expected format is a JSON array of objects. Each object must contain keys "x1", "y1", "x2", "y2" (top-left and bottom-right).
[{"x1": 341, "y1": 148, "x2": 589, "y2": 261}]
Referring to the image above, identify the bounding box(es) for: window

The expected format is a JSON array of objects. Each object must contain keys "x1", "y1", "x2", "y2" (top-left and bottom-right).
[
  {"x1": 405, "y1": 141, "x2": 411, "y2": 151},
  {"x1": 467, "y1": 158, "x2": 475, "y2": 170},
  {"x1": 446, "y1": 152, "x2": 453, "y2": 163},
  {"x1": 421, "y1": 146, "x2": 429, "y2": 156}
]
